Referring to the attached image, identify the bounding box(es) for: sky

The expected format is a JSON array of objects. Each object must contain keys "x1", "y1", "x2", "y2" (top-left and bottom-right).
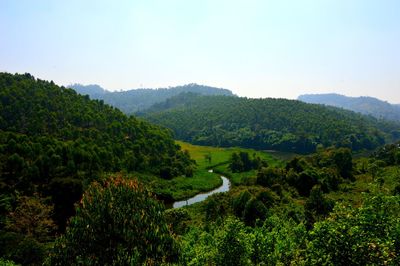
[{"x1": 1, "y1": 0, "x2": 400, "y2": 103}]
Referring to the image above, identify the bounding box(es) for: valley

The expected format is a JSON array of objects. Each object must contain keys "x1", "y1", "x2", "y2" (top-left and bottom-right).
[
  {"x1": 2, "y1": 1, "x2": 400, "y2": 264},
  {"x1": 0, "y1": 73, "x2": 399, "y2": 265}
]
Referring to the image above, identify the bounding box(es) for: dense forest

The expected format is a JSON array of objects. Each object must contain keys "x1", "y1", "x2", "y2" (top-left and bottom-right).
[
  {"x1": 69, "y1": 83, "x2": 234, "y2": 114},
  {"x1": 0, "y1": 73, "x2": 194, "y2": 264},
  {"x1": 142, "y1": 93, "x2": 400, "y2": 153},
  {"x1": 299, "y1": 93, "x2": 400, "y2": 122}
]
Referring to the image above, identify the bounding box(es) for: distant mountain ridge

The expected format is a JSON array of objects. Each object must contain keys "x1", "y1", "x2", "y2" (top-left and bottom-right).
[
  {"x1": 69, "y1": 83, "x2": 234, "y2": 114},
  {"x1": 298, "y1": 93, "x2": 400, "y2": 122},
  {"x1": 69, "y1": 84, "x2": 107, "y2": 97}
]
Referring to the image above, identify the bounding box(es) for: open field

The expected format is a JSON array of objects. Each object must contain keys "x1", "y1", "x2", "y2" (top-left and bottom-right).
[{"x1": 177, "y1": 141, "x2": 285, "y2": 186}]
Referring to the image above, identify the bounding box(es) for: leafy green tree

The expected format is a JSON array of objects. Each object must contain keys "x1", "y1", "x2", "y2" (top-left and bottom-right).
[
  {"x1": 215, "y1": 218, "x2": 252, "y2": 266},
  {"x1": 251, "y1": 215, "x2": 307, "y2": 265},
  {"x1": 229, "y1": 152, "x2": 244, "y2": 173},
  {"x1": 1, "y1": 195, "x2": 55, "y2": 265},
  {"x1": 305, "y1": 194, "x2": 400, "y2": 265},
  {"x1": 5, "y1": 195, "x2": 56, "y2": 242},
  {"x1": 230, "y1": 152, "x2": 264, "y2": 173},
  {"x1": 233, "y1": 191, "x2": 252, "y2": 218},
  {"x1": 305, "y1": 186, "x2": 334, "y2": 217},
  {"x1": 48, "y1": 177, "x2": 179, "y2": 265},
  {"x1": 0, "y1": 258, "x2": 18, "y2": 266},
  {"x1": 242, "y1": 198, "x2": 268, "y2": 226},
  {"x1": 164, "y1": 208, "x2": 190, "y2": 235},
  {"x1": 256, "y1": 167, "x2": 283, "y2": 187}
]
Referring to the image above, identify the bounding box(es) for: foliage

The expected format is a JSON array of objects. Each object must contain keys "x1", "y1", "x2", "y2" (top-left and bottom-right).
[
  {"x1": 164, "y1": 208, "x2": 191, "y2": 235},
  {"x1": 305, "y1": 194, "x2": 400, "y2": 265},
  {"x1": 0, "y1": 258, "x2": 19, "y2": 266},
  {"x1": 0, "y1": 72, "x2": 193, "y2": 180},
  {"x1": 0, "y1": 195, "x2": 55, "y2": 265},
  {"x1": 256, "y1": 167, "x2": 284, "y2": 187},
  {"x1": 215, "y1": 218, "x2": 253, "y2": 266},
  {"x1": 374, "y1": 141, "x2": 400, "y2": 166},
  {"x1": 181, "y1": 218, "x2": 252, "y2": 266},
  {"x1": 285, "y1": 148, "x2": 353, "y2": 196},
  {"x1": 229, "y1": 152, "x2": 264, "y2": 173},
  {"x1": 233, "y1": 190, "x2": 271, "y2": 226},
  {"x1": 251, "y1": 215, "x2": 307, "y2": 265},
  {"x1": 48, "y1": 177, "x2": 179, "y2": 265},
  {"x1": 0, "y1": 72, "x2": 194, "y2": 229},
  {"x1": 5, "y1": 195, "x2": 56, "y2": 242},
  {"x1": 143, "y1": 93, "x2": 395, "y2": 153}
]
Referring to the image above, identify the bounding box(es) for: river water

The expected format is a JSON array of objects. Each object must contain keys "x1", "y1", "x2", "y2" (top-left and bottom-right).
[{"x1": 172, "y1": 170, "x2": 231, "y2": 208}]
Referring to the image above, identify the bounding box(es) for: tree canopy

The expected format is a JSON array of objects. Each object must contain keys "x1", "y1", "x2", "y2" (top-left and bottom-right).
[{"x1": 142, "y1": 93, "x2": 399, "y2": 153}]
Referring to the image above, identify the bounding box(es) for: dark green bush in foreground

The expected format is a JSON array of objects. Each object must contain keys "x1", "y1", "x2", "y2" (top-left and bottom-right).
[{"x1": 48, "y1": 177, "x2": 178, "y2": 265}]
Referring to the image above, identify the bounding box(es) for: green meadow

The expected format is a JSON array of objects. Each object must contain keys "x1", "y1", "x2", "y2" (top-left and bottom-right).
[{"x1": 160, "y1": 141, "x2": 285, "y2": 199}]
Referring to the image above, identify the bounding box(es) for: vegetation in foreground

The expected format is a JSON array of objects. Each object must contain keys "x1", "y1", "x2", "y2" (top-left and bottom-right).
[{"x1": 3, "y1": 139, "x2": 400, "y2": 265}]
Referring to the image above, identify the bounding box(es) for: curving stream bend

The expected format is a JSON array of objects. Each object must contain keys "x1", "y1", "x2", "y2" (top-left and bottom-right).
[{"x1": 172, "y1": 169, "x2": 231, "y2": 208}]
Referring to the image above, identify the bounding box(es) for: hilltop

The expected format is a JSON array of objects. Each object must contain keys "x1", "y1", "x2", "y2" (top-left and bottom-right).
[
  {"x1": 298, "y1": 93, "x2": 400, "y2": 122},
  {"x1": 69, "y1": 83, "x2": 234, "y2": 114}
]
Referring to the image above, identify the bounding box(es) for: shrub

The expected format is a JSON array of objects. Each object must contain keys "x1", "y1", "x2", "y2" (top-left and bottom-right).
[{"x1": 48, "y1": 176, "x2": 179, "y2": 265}]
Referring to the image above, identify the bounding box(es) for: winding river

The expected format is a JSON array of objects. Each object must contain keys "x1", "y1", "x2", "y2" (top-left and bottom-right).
[{"x1": 172, "y1": 170, "x2": 231, "y2": 208}]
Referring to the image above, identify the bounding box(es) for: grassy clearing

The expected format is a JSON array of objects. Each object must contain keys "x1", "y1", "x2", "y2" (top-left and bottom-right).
[
  {"x1": 128, "y1": 141, "x2": 285, "y2": 201},
  {"x1": 177, "y1": 141, "x2": 284, "y2": 186}
]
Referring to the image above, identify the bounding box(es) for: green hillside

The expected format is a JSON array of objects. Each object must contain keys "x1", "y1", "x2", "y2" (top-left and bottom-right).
[
  {"x1": 299, "y1": 93, "x2": 400, "y2": 122},
  {"x1": 143, "y1": 93, "x2": 400, "y2": 153},
  {"x1": 0, "y1": 72, "x2": 194, "y2": 229}
]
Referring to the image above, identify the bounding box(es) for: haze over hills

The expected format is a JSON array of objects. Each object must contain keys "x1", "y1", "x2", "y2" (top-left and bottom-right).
[
  {"x1": 141, "y1": 93, "x2": 400, "y2": 154},
  {"x1": 298, "y1": 93, "x2": 400, "y2": 122},
  {"x1": 69, "y1": 83, "x2": 234, "y2": 114}
]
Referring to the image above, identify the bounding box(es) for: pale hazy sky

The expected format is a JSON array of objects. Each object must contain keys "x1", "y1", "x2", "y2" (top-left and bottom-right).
[{"x1": 1, "y1": 0, "x2": 399, "y2": 103}]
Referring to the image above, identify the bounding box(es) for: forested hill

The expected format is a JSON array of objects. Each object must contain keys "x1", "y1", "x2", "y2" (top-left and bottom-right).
[
  {"x1": 69, "y1": 83, "x2": 234, "y2": 114},
  {"x1": 0, "y1": 72, "x2": 194, "y2": 228},
  {"x1": 142, "y1": 93, "x2": 400, "y2": 154},
  {"x1": 298, "y1": 93, "x2": 400, "y2": 122},
  {"x1": 0, "y1": 72, "x2": 193, "y2": 175}
]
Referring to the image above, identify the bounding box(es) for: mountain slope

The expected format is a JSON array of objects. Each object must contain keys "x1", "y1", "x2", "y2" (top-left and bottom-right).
[
  {"x1": 0, "y1": 73, "x2": 195, "y2": 229},
  {"x1": 69, "y1": 83, "x2": 107, "y2": 97},
  {"x1": 142, "y1": 93, "x2": 400, "y2": 153},
  {"x1": 298, "y1": 93, "x2": 400, "y2": 122},
  {"x1": 69, "y1": 83, "x2": 235, "y2": 114}
]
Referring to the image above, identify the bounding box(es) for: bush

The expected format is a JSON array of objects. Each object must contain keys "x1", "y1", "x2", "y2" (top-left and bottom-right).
[
  {"x1": 242, "y1": 198, "x2": 268, "y2": 226},
  {"x1": 305, "y1": 194, "x2": 400, "y2": 265},
  {"x1": 215, "y1": 218, "x2": 252, "y2": 266},
  {"x1": 48, "y1": 177, "x2": 179, "y2": 265},
  {"x1": 256, "y1": 167, "x2": 283, "y2": 187},
  {"x1": 233, "y1": 191, "x2": 252, "y2": 218}
]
